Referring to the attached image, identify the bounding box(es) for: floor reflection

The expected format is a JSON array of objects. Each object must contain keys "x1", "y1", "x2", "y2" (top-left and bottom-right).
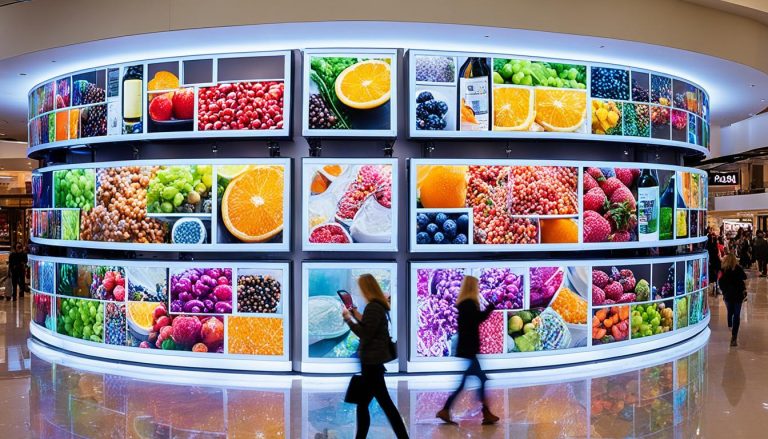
[{"x1": 28, "y1": 339, "x2": 706, "y2": 438}]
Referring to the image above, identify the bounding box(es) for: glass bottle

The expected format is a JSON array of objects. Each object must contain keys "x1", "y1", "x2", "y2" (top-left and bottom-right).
[
  {"x1": 122, "y1": 66, "x2": 143, "y2": 128},
  {"x1": 638, "y1": 169, "x2": 659, "y2": 241},
  {"x1": 458, "y1": 57, "x2": 490, "y2": 131},
  {"x1": 659, "y1": 174, "x2": 675, "y2": 240}
]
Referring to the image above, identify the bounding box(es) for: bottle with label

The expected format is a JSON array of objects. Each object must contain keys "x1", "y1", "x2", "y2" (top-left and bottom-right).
[
  {"x1": 638, "y1": 168, "x2": 659, "y2": 241},
  {"x1": 659, "y1": 174, "x2": 675, "y2": 240},
  {"x1": 458, "y1": 57, "x2": 490, "y2": 131},
  {"x1": 122, "y1": 65, "x2": 143, "y2": 131}
]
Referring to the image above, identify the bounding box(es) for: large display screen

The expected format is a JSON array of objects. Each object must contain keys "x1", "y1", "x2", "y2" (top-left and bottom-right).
[
  {"x1": 301, "y1": 262, "x2": 398, "y2": 372},
  {"x1": 28, "y1": 51, "x2": 291, "y2": 152},
  {"x1": 408, "y1": 50, "x2": 710, "y2": 153},
  {"x1": 29, "y1": 256, "x2": 290, "y2": 362},
  {"x1": 302, "y1": 49, "x2": 398, "y2": 138},
  {"x1": 409, "y1": 159, "x2": 707, "y2": 252},
  {"x1": 30, "y1": 159, "x2": 290, "y2": 251},
  {"x1": 410, "y1": 253, "x2": 708, "y2": 368},
  {"x1": 302, "y1": 158, "x2": 398, "y2": 251}
]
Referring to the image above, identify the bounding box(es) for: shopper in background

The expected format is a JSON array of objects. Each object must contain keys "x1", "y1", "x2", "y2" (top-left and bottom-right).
[
  {"x1": 738, "y1": 233, "x2": 752, "y2": 269},
  {"x1": 341, "y1": 274, "x2": 409, "y2": 439},
  {"x1": 719, "y1": 254, "x2": 748, "y2": 347},
  {"x1": 753, "y1": 231, "x2": 768, "y2": 277},
  {"x1": 7, "y1": 243, "x2": 27, "y2": 301},
  {"x1": 437, "y1": 275, "x2": 500, "y2": 426},
  {"x1": 707, "y1": 232, "x2": 722, "y2": 295}
]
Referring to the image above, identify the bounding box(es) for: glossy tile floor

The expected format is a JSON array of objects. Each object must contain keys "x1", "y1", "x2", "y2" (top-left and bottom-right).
[{"x1": 0, "y1": 273, "x2": 767, "y2": 438}]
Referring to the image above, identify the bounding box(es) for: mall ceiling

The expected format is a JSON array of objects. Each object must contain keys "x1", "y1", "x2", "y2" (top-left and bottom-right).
[{"x1": 685, "y1": 0, "x2": 768, "y2": 25}]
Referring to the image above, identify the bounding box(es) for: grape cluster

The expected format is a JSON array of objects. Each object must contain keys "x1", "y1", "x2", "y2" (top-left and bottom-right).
[
  {"x1": 308, "y1": 93, "x2": 338, "y2": 129},
  {"x1": 237, "y1": 274, "x2": 281, "y2": 313},
  {"x1": 415, "y1": 56, "x2": 455, "y2": 83},
  {"x1": 415, "y1": 91, "x2": 448, "y2": 130},
  {"x1": 591, "y1": 67, "x2": 629, "y2": 100},
  {"x1": 81, "y1": 104, "x2": 107, "y2": 138},
  {"x1": 73, "y1": 80, "x2": 105, "y2": 106},
  {"x1": 58, "y1": 298, "x2": 104, "y2": 343}
]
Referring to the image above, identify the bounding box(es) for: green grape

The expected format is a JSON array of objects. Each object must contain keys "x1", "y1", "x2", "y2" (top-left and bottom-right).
[
  {"x1": 83, "y1": 326, "x2": 92, "y2": 338},
  {"x1": 512, "y1": 71, "x2": 525, "y2": 84},
  {"x1": 202, "y1": 173, "x2": 212, "y2": 188},
  {"x1": 194, "y1": 182, "x2": 206, "y2": 193},
  {"x1": 173, "y1": 192, "x2": 184, "y2": 207},
  {"x1": 161, "y1": 202, "x2": 173, "y2": 213},
  {"x1": 162, "y1": 186, "x2": 178, "y2": 201},
  {"x1": 521, "y1": 75, "x2": 533, "y2": 86}
]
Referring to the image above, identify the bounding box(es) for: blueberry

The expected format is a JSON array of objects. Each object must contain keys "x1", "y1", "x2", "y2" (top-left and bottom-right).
[
  {"x1": 425, "y1": 114, "x2": 442, "y2": 130},
  {"x1": 435, "y1": 213, "x2": 448, "y2": 226},
  {"x1": 436, "y1": 101, "x2": 449, "y2": 116},
  {"x1": 457, "y1": 214, "x2": 469, "y2": 232},
  {"x1": 416, "y1": 103, "x2": 430, "y2": 120},
  {"x1": 433, "y1": 232, "x2": 445, "y2": 244},
  {"x1": 426, "y1": 212, "x2": 437, "y2": 221},
  {"x1": 438, "y1": 117, "x2": 447, "y2": 130},
  {"x1": 416, "y1": 213, "x2": 429, "y2": 229},
  {"x1": 426, "y1": 223, "x2": 438, "y2": 234},
  {"x1": 416, "y1": 91, "x2": 434, "y2": 104},
  {"x1": 416, "y1": 232, "x2": 431, "y2": 244},
  {"x1": 453, "y1": 234, "x2": 468, "y2": 245},
  {"x1": 443, "y1": 219, "x2": 457, "y2": 238}
]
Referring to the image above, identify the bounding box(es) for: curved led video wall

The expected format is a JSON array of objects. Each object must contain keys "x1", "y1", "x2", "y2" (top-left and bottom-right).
[
  {"x1": 28, "y1": 48, "x2": 709, "y2": 155},
  {"x1": 29, "y1": 253, "x2": 707, "y2": 373},
  {"x1": 30, "y1": 159, "x2": 290, "y2": 252},
  {"x1": 409, "y1": 252, "x2": 709, "y2": 372}
]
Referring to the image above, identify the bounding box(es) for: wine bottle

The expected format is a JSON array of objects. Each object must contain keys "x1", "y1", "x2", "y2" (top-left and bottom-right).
[
  {"x1": 458, "y1": 57, "x2": 490, "y2": 131},
  {"x1": 638, "y1": 169, "x2": 659, "y2": 241},
  {"x1": 122, "y1": 66, "x2": 143, "y2": 125},
  {"x1": 659, "y1": 174, "x2": 675, "y2": 240}
]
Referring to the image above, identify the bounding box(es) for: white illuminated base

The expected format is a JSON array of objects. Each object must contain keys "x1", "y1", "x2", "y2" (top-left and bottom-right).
[{"x1": 406, "y1": 316, "x2": 710, "y2": 373}]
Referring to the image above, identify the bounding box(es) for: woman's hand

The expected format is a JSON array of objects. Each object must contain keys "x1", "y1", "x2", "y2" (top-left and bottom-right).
[
  {"x1": 352, "y1": 308, "x2": 363, "y2": 322},
  {"x1": 342, "y1": 308, "x2": 351, "y2": 322}
]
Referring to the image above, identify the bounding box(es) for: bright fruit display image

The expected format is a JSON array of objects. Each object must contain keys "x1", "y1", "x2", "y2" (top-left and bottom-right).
[
  {"x1": 219, "y1": 165, "x2": 285, "y2": 243},
  {"x1": 591, "y1": 266, "x2": 649, "y2": 305},
  {"x1": 147, "y1": 70, "x2": 179, "y2": 91},
  {"x1": 623, "y1": 103, "x2": 650, "y2": 137},
  {"x1": 306, "y1": 163, "x2": 393, "y2": 246},
  {"x1": 676, "y1": 296, "x2": 689, "y2": 328},
  {"x1": 417, "y1": 165, "x2": 468, "y2": 209},
  {"x1": 415, "y1": 268, "x2": 464, "y2": 357},
  {"x1": 146, "y1": 165, "x2": 213, "y2": 215},
  {"x1": 478, "y1": 267, "x2": 524, "y2": 309},
  {"x1": 127, "y1": 301, "x2": 224, "y2": 353},
  {"x1": 198, "y1": 81, "x2": 284, "y2": 131},
  {"x1": 126, "y1": 266, "x2": 167, "y2": 302},
  {"x1": 227, "y1": 316, "x2": 284, "y2": 355},
  {"x1": 148, "y1": 87, "x2": 195, "y2": 132},
  {"x1": 57, "y1": 297, "x2": 104, "y2": 343},
  {"x1": 478, "y1": 311, "x2": 505, "y2": 354},
  {"x1": 415, "y1": 212, "x2": 469, "y2": 245},
  {"x1": 54, "y1": 168, "x2": 95, "y2": 211},
  {"x1": 507, "y1": 308, "x2": 573, "y2": 352},
  {"x1": 631, "y1": 302, "x2": 674, "y2": 339},
  {"x1": 582, "y1": 167, "x2": 639, "y2": 243},
  {"x1": 415, "y1": 90, "x2": 450, "y2": 130},
  {"x1": 237, "y1": 270, "x2": 282, "y2": 314},
  {"x1": 550, "y1": 287, "x2": 588, "y2": 324},
  {"x1": 534, "y1": 88, "x2": 587, "y2": 132},
  {"x1": 170, "y1": 267, "x2": 233, "y2": 314},
  {"x1": 591, "y1": 100, "x2": 622, "y2": 135},
  {"x1": 592, "y1": 306, "x2": 629, "y2": 344},
  {"x1": 308, "y1": 55, "x2": 393, "y2": 131},
  {"x1": 492, "y1": 87, "x2": 534, "y2": 131},
  {"x1": 493, "y1": 59, "x2": 586, "y2": 89},
  {"x1": 590, "y1": 67, "x2": 629, "y2": 101}
]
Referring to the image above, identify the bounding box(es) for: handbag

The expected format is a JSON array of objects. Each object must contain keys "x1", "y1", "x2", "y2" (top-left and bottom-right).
[
  {"x1": 344, "y1": 374, "x2": 366, "y2": 404},
  {"x1": 385, "y1": 311, "x2": 397, "y2": 360}
]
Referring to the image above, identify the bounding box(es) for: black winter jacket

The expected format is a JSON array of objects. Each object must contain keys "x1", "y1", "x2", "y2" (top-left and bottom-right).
[
  {"x1": 719, "y1": 266, "x2": 747, "y2": 303},
  {"x1": 455, "y1": 300, "x2": 495, "y2": 358},
  {"x1": 347, "y1": 300, "x2": 393, "y2": 365}
]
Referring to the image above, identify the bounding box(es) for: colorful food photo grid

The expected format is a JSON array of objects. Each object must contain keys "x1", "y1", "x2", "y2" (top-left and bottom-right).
[
  {"x1": 32, "y1": 257, "x2": 290, "y2": 360},
  {"x1": 303, "y1": 50, "x2": 397, "y2": 136},
  {"x1": 303, "y1": 159, "x2": 397, "y2": 251},
  {"x1": 33, "y1": 160, "x2": 290, "y2": 250},
  {"x1": 412, "y1": 263, "x2": 589, "y2": 359},
  {"x1": 675, "y1": 170, "x2": 708, "y2": 239},
  {"x1": 411, "y1": 161, "x2": 579, "y2": 250},
  {"x1": 302, "y1": 263, "x2": 397, "y2": 365}
]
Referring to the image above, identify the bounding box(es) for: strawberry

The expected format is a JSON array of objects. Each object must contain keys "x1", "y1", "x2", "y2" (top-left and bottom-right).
[
  {"x1": 149, "y1": 93, "x2": 173, "y2": 121},
  {"x1": 610, "y1": 186, "x2": 636, "y2": 210},
  {"x1": 604, "y1": 282, "x2": 624, "y2": 301},
  {"x1": 600, "y1": 177, "x2": 625, "y2": 198},
  {"x1": 630, "y1": 168, "x2": 641, "y2": 180},
  {"x1": 584, "y1": 173, "x2": 599, "y2": 191},
  {"x1": 583, "y1": 187, "x2": 607, "y2": 212},
  {"x1": 592, "y1": 270, "x2": 611, "y2": 288},
  {"x1": 610, "y1": 230, "x2": 631, "y2": 242},
  {"x1": 592, "y1": 285, "x2": 606, "y2": 305},
  {"x1": 620, "y1": 276, "x2": 636, "y2": 292},
  {"x1": 615, "y1": 168, "x2": 635, "y2": 187},
  {"x1": 583, "y1": 210, "x2": 611, "y2": 242},
  {"x1": 586, "y1": 167, "x2": 605, "y2": 182},
  {"x1": 617, "y1": 293, "x2": 637, "y2": 303}
]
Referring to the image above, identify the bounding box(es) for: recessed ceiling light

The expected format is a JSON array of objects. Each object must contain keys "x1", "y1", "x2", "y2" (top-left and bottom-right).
[
  {"x1": 599, "y1": 45, "x2": 605, "y2": 49},
  {"x1": 483, "y1": 35, "x2": 489, "y2": 38},
  {"x1": 19, "y1": 73, "x2": 26, "y2": 76},
  {"x1": 750, "y1": 84, "x2": 756, "y2": 87}
]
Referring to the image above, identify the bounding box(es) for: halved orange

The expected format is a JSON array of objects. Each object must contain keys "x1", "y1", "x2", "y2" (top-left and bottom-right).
[
  {"x1": 493, "y1": 87, "x2": 535, "y2": 131},
  {"x1": 335, "y1": 60, "x2": 391, "y2": 109},
  {"x1": 534, "y1": 89, "x2": 587, "y2": 132},
  {"x1": 221, "y1": 166, "x2": 284, "y2": 242},
  {"x1": 127, "y1": 302, "x2": 158, "y2": 331},
  {"x1": 418, "y1": 165, "x2": 468, "y2": 208}
]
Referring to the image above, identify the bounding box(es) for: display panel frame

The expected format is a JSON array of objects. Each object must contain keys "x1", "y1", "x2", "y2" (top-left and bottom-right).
[
  {"x1": 27, "y1": 50, "x2": 294, "y2": 155},
  {"x1": 408, "y1": 253, "x2": 709, "y2": 373},
  {"x1": 31, "y1": 158, "x2": 292, "y2": 252},
  {"x1": 408, "y1": 158, "x2": 707, "y2": 252},
  {"x1": 301, "y1": 157, "x2": 399, "y2": 252},
  {"x1": 28, "y1": 254, "x2": 292, "y2": 370},
  {"x1": 301, "y1": 48, "x2": 398, "y2": 138},
  {"x1": 300, "y1": 261, "x2": 399, "y2": 373},
  {"x1": 407, "y1": 49, "x2": 710, "y2": 156}
]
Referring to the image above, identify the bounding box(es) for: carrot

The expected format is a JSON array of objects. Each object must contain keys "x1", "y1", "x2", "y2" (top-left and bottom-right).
[
  {"x1": 596, "y1": 328, "x2": 606, "y2": 339},
  {"x1": 604, "y1": 317, "x2": 613, "y2": 328},
  {"x1": 619, "y1": 306, "x2": 629, "y2": 321},
  {"x1": 593, "y1": 316, "x2": 601, "y2": 327},
  {"x1": 596, "y1": 308, "x2": 608, "y2": 321},
  {"x1": 612, "y1": 313, "x2": 620, "y2": 325}
]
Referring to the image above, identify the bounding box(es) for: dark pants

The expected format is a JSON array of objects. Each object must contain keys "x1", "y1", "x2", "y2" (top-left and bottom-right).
[
  {"x1": 443, "y1": 356, "x2": 488, "y2": 411},
  {"x1": 725, "y1": 299, "x2": 743, "y2": 340},
  {"x1": 11, "y1": 274, "x2": 24, "y2": 298},
  {"x1": 760, "y1": 259, "x2": 768, "y2": 275},
  {"x1": 356, "y1": 364, "x2": 408, "y2": 439}
]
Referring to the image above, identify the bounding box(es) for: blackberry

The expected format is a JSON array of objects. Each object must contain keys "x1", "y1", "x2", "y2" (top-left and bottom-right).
[
  {"x1": 416, "y1": 102, "x2": 430, "y2": 120},
  {"x1": 424, "y1": 100, "x2": 441, "y2": 115},
  {"x1": 425, "y1": 114, "x2": 442, "y2": 130},
  {"x1": 308, "y1": 94, "x2": 338, "y2": 129},
  {"x1": 436, "y1": 101, "x2": 449, "y2": 116},
  {"x1": 416, "y1": 91, "x2": 434, "y2": 103}
]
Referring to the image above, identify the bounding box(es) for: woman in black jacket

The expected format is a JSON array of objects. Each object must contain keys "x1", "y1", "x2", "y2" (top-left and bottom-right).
[
  {"x1": 719, "y1": 254, "x2": 747, "y2": 346},
  {"x1": 436, "y1": 275, "x2": 499, "y2": 425},
  {"x1": 342, "y1": 274, "x2": 408, "y2": 439}
]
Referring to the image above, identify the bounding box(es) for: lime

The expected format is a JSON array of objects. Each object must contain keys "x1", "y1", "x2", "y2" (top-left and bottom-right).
[{"x1": 217, "y1": 165, "x2": 251, "y2": 180}]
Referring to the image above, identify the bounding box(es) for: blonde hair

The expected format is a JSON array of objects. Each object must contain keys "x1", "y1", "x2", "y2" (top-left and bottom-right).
[
  {"x1": 456, "y1": 275, "x2": 480, "y2": 305},
  {"x1": 722, "y1": 253, "x2": 739, "y2": 272},
  {"x1": 358, "y1": 274, "x2": 390, "y2": 310}
]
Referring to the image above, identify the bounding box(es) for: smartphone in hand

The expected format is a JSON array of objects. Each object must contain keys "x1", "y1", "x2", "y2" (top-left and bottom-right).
[{"x1": 337, "y1": 290, "x2": 355, "y2": 310}]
